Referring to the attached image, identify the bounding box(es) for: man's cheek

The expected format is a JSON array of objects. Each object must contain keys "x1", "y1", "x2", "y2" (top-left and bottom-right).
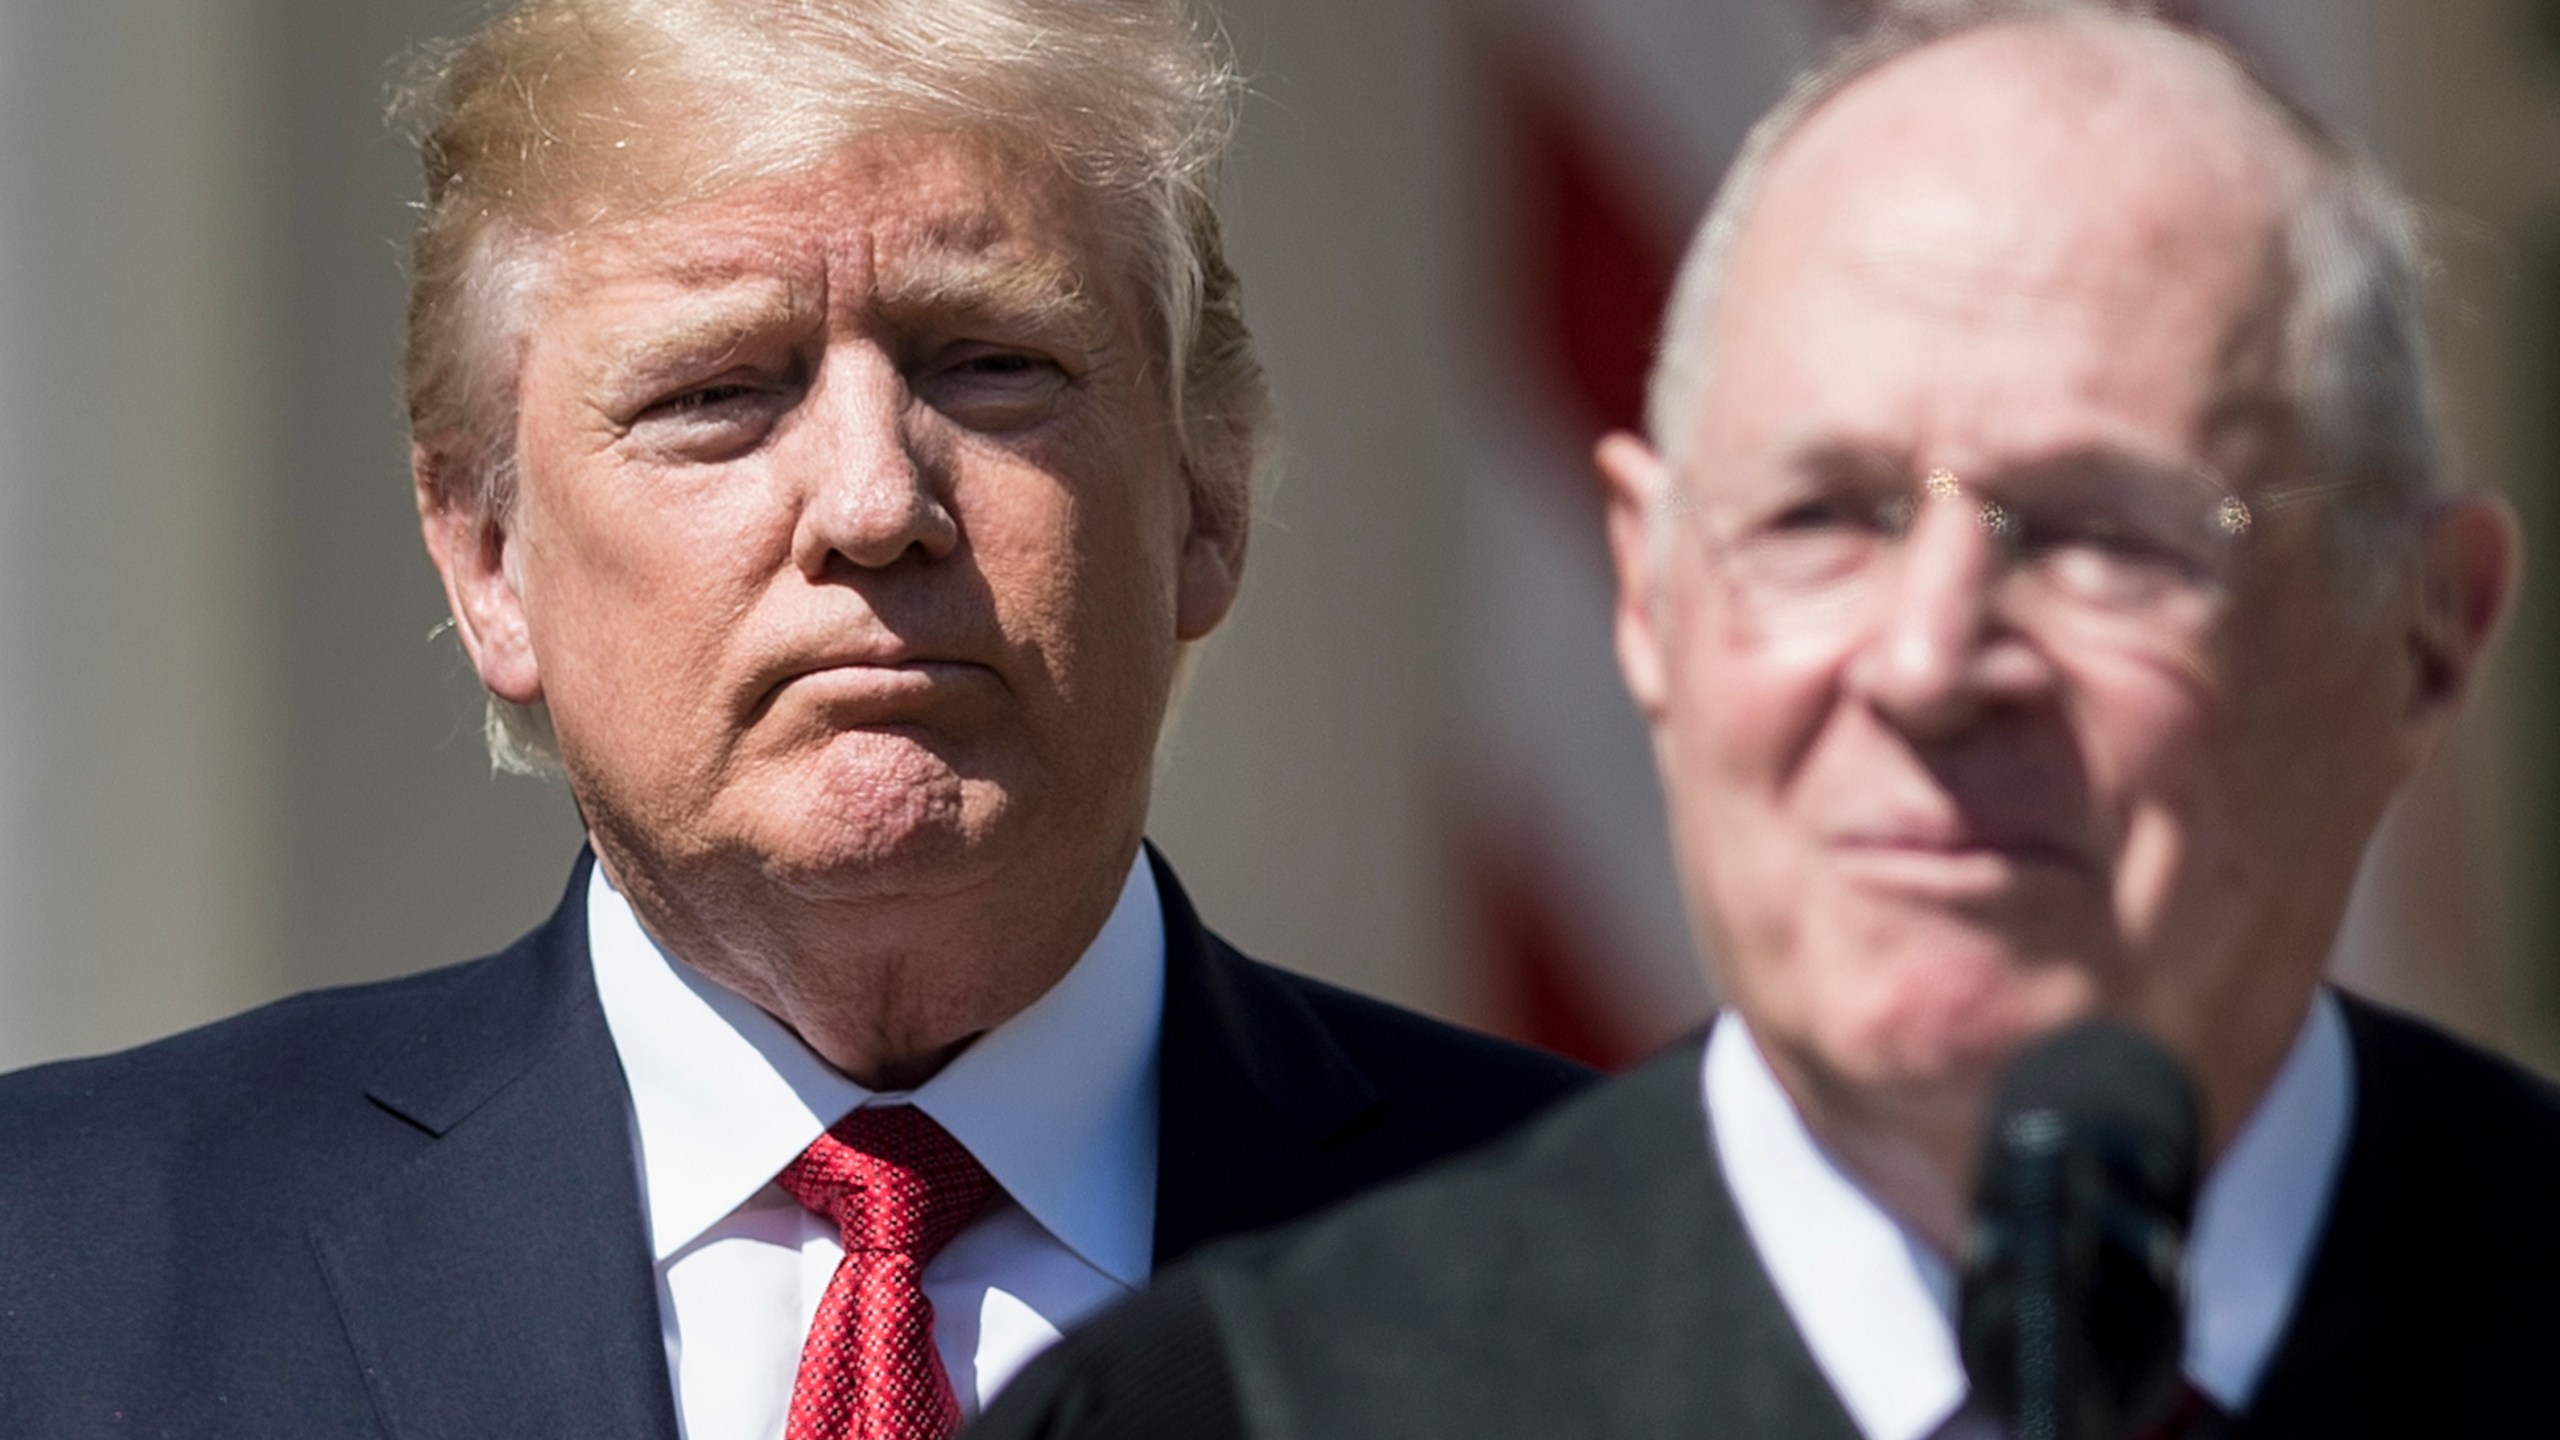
[{"x1": 1699, "y1": 655, "x2": 1845, "y2": 795}]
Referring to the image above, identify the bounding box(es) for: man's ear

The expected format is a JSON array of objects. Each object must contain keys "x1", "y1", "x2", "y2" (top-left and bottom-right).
[
  {"x1": 414, "y1": 441, "x2": 543, "y2": 705},
  {"x1": 1174, "y1": 477, "x2": 1250, "y2": 643},
  {"x1": 2401, "y1": 492, "x2": 2520, "y2": 738},
  {"x1": 1598, "y1": 431, "x2": 1674, "y2": 720}
]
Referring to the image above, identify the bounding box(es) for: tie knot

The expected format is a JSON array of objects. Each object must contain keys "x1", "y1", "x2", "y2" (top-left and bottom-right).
[{"x1": 777, "y1": 1105, "x2": 996, "y2": 1259}]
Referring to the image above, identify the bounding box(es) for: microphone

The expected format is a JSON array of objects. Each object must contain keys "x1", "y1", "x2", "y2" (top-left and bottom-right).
[{"x1": 1958, "y1": 1021, "x2": 2200, "y2": 1440}]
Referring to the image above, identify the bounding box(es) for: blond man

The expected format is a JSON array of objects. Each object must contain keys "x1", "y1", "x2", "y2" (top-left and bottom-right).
[{"x1": 0, "y1": 4, "x2": 1585, "y2": 1437}]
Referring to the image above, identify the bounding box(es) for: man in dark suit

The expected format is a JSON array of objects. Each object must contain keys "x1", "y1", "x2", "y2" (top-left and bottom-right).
[
  {"x1": 0, "y1": 2, "x2": 1586, "y2": 1437},
  {"x1": 974, "y1": 5, "x2": 2560, "y2": 1436}
]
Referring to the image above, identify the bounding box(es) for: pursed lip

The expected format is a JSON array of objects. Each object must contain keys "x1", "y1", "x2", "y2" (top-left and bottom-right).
[
  {"x1": 751, "y1": 646, "x2": 992, "y2": 720},
  {"x1": 1825, "y1": 816, "x2": 2096, "y2": 889}
]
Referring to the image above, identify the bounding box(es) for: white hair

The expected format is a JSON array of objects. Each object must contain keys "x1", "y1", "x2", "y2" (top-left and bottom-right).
[{"x1": 1647, "y1": 0, "x2": 2442, "y2": 555}]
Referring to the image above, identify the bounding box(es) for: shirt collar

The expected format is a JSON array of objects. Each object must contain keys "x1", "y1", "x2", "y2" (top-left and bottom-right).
[
  {"x1": 2182, "y1": 988, "x2": 2353, "y2": 1408},
  {"x1": 589, "y1": 854, "x2": 1164, "y2": 1289},
  {"x1": 1703, "y1": 992, "x2": 2353, "y2": 1439},
  {"x1": 1705, "y1": 1012, "x2": 1968, "y2": 1440}
]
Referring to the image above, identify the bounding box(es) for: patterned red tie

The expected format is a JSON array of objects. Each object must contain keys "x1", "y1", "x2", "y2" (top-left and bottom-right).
[{"x1": 775, "y1": 1105, "x2": 997, "y2": 1440}]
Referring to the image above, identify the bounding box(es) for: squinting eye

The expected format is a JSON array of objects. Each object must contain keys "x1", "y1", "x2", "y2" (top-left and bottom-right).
[
  {"x1": 923, "y1": 348, "x2": 1072, "y2": 433},
  {"x1": 1767, "y1": 497, "x2": 1880, "y2": 532},
  {"x1": 2028, "y1": 513, "x2": 2184, "y2": 564},
  {"x1": 623, "y1": 375, "x2": 793, "y2": 463},
  {"x1": 660, "y1": 384, "x2": 758, "y2": 414},
  {"x1": 1722, "y1": 494, "x2": 1896, "y2": 594},
  {"x1": 634, "y1": 376, "x2": 782, "y2": 425},
  {"x1": 2026, "y1": 512, "x2": 2226, "y2": 610}
]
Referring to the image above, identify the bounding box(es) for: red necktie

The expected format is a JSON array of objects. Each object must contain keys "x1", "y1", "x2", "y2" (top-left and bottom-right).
[{"x1": 775, "y1": 1106, "x2": 997, "y2": 1440}]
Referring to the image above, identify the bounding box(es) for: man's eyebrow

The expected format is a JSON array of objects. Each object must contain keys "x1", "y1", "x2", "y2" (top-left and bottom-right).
[
  {"x1": 1989, "y1": 448, "x2": 2239, "y2": 502},
  {"x1": 1767, "y1": 435, "x2": 2232, "y2": 496},
  {"x1": 1771, "y1": 437, "x2": 1911, "y2": 485},
  {"x1": 595, "y1": 283, "x2": 816, "y2": 383},
  {"x1": 874, "y1": 247, "x2": 1114, "y2": 347}
]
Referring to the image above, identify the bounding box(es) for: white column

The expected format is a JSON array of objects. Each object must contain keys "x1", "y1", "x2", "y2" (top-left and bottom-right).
[{"x1": 0, "y1": 2, "x2": 280, "y2": 1067}]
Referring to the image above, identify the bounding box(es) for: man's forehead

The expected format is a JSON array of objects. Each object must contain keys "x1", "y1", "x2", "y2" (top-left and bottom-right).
[
  {"x1": 1793, "y1": 20, "x2": 2304, "y2": 173},
  {"x1": 537, "y1": 133, "x2": 1112, "y2": 312},
  {"x1": 1686, "y1": 22, "x2": 2305, "y2": 463},
  {"x1": 1760, "y1": 28, "x2": 2295, "y2": 294},
  {"x1": 550, "y1": 230, "x2": 1097, "y2": 323}
]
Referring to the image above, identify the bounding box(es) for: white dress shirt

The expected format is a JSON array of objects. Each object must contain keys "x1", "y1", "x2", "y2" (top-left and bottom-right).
[
  {"x1": 1704, "y1": 993, "x2": 2354, "y2": 1440},
  {"x1": 588, "y1": 856, "x2": 1164, "y2": 1440}
]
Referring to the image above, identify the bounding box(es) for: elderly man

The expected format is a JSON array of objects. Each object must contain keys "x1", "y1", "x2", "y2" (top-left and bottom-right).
[
  {"x1": 0, "y1": 2, "x2": 1585, "y2": 1436},
  {"x1": 974, "y1": 5, "x2": 2558, "y2": 1438}
]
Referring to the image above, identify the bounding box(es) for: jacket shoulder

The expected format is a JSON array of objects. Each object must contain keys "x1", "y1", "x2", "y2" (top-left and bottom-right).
[
  {"x1": 0, "y1": 863, "x2": 623, "y2": 1438},
  {"x1": 2322, "y1": 991, "x2": 2560, "y2": 1258},
  {"x1": 1147, "y1": 845, "x2": 1600, "y2": 1262},
  {"x1": 0, "y1": 856, "x2": 590, "y2": 1161},
  {"x1": 1201, "y1": 1037, "x2": 1706, "y2": 1302},
  {"x1": 992, "y1": 1043, "x2": 1839, "y2": 1439},
  {"x1": 0, "y1": 954, "x2": 500, "y2": 1157},
  {"x1": 2336, "y1": 990, "x2": 2560, "y2": 1147},
  {"x1": 2243, "y1": 993, "x2": 2560, "y2": 1434},
  {"x1": 977, "y1": 1066, "x2": 1679, "y2": 1440},
  {"x1": 1217, "y1": 1048, "x2": 1760, "y2": 1427}
]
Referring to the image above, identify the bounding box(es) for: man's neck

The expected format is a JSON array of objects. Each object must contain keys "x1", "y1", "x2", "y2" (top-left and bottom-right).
[
  {"x1": 1706, "y1": 998, "x2": 2354, "y2": 1433},
  {"x1": 591, "y1": 829, "x2": 1145, "y2": 1091},
  {"x1": 1757, "y1": 1039, "x2": 1980, "y2": 1257},
  {"x1": 1754, "y1": 995, "x2": 2318, "y2": 1259}
]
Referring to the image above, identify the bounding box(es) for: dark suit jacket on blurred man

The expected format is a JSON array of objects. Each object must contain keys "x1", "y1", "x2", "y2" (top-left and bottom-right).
[{"x1": 976, "y1": 995, "x2": 2560, "y2": 1439}]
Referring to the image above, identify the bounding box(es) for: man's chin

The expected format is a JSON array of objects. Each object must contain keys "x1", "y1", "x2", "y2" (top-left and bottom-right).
[
  {"x1": 747, "y1": 814, "x2": 1009, "y2": 903},
  {"x1": 1831, "y1": 956, "x2": 2101, "y2": 1098}
]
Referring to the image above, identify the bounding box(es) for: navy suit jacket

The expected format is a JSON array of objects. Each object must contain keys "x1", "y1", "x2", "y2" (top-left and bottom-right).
[
  {"x1": 976, "y1": 993, "x2": 2560, "y2": 1439},
  {"x1": 0, "y1": 848, "x2": 1589, "y2": 1438}
]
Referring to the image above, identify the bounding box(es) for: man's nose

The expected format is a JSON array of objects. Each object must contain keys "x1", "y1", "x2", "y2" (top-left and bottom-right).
[
  {"x1": 1843, "y1": 493, "x2": 2053, "y2": 736},
  {"x1": 789, "y1": 358, "x2": 961, "y2": 577}
]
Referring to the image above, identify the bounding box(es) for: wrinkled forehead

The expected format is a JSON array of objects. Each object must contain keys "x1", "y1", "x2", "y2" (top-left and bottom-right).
[
  {"x1": 540, "y1": 130, "x2": 1096, "y2": 281},
  {"x1": 1692, "y1": 23, "x2": 2310, "y2": 475},
  {"x1": 501, "y1": 127, "x2": 1143, "y2": 354}
]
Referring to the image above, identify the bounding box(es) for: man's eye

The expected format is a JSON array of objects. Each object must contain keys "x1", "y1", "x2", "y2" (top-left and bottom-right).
[
  {"x1": 651, "y1": 383, "x2": 761, "y2": 417},
  {"x1": 2028, "y1": 512, "x2": 2183, "y2": 564},
  {"x1": 960, "y1": 353, "x2": 1047, "y2": 377},
  {"x1": 943, "y1": 350, "x2": 1067, "y2": 388},
  {"x1": 1766, "y1": 498, "x2": 1881, "y2": 532},
  {"x1": 923, "y1": 348, "x2": 1071, "y2": 432},
  {"x1": 624, "y1": 377, "x2": 789, "y2": 462}
]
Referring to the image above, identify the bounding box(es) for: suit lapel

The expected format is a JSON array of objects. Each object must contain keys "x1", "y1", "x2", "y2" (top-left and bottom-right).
[
  {"x1": 1558, "y1": 1041, "x2": 1866, "y2": 1438},
  {"x1": 1228, "y1": 1038, "x2": 1862, "y2": 1438},
  {"x1": 1142, "y1": 852, "x2": 1858, "y2": 1437},
  {"x1": 2236, "y1": 995, "x2": 2448, "y2": 1435},
  {"x1": 1147, "y1": 846, "x2": 1384, "y2": 1268},
  {"x1": 309, "y1": 854, "x2": 681, "y2": 1440}
]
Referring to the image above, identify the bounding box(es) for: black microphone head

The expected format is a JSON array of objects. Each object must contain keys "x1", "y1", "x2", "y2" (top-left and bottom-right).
[{"x1": 1959, "y1": 1020, "x2": 2201, "y2": 1440}]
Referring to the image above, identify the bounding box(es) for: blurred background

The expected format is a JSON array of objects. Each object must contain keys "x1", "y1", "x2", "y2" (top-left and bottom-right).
[{"x1": 0, "y1": 0, "x2": 2552, "y2": 1074}]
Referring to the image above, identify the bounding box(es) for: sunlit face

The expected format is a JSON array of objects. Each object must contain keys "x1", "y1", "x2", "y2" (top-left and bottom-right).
[
  {"x1": 444, "y1": 130, "x2": 1236, "y2": 906},
  {"x1": 1611, "y1": 37, "x2": 2422, "y2": 1142}
]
